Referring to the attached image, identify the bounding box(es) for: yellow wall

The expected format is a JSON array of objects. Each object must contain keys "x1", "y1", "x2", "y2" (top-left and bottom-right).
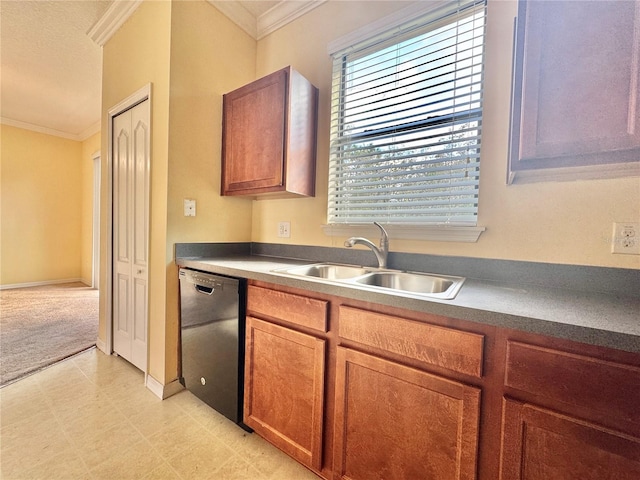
[
  {"x1": 100, "y1": 0, "x2": 172, "y2": 383},
  {"x1": 165, "y1": 0, "x2": 255, "y2": 382},
  {"x1": 100, "y1": 0, "x2": 255, "y2": 385},
  {"x1": 0, "y1": 125, "x2": 84, "y2": 285},
  {"x1": 252, "y1": 0, "x2": 640, "y2": 269},
  {"x1": 167, "y1": 0, "x2": 255, "y2": 246},
  {"x1": 98, "y1": 0, "x2": 639, "y2": 390},
  {"x1": 81, "y1": 132, "x2": 101, "y2": 285}
]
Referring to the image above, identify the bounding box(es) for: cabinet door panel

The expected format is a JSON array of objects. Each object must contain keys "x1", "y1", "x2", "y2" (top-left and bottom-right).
[
  {"x1": 333, "y1": 347, "x2": 480, "y2": 480},
  {"x1": 244, "y1": 316, "x2": 325, "y2": 470},
  {"x1": 500, "y1": 398, "x2": 640, "y2": 480},
  {"x1": 223, "y1": 70, "x2": 286, "y2": 192},
  {"x1": 511, "y1": 0, "x2": 640, "y2": 169}
]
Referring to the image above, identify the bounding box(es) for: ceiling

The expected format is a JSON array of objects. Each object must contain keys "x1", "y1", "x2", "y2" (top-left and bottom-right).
[{"x1": 0, "y1": 0, "x2": 323, "y2": 141}]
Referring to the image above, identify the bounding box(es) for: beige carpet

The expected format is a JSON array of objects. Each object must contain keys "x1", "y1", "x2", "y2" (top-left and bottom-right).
[{"x1": 0, "y1": 282, "x2": 98, "y2": 386}]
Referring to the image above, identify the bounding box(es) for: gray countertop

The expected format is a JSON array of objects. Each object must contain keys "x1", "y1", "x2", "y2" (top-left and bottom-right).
[{"x1": 176, "y1": 255, "x2": 640, "y2": 354}]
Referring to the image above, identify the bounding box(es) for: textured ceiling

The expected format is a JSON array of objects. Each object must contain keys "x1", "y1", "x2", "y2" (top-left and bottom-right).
[
  {"x1": 0, "y1": 1, "x2": 317, "y2": 141},
  {"x1": 0, "y1": 0, "x2": 111, "y2": 139}
]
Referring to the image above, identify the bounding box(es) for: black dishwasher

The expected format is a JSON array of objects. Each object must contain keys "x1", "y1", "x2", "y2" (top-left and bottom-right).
[{"x1": 178, "y1": 268, "x2": 248, "y2": 428}]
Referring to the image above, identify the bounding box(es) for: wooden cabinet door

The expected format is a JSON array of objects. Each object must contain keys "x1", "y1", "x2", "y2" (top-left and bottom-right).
[
  {"x1": 222, "y1": 69, "x2": 286, "y2": 194},
  {"x1": 244, "y1": 316, "x2": 325, "y2": 470},
  {"x1": 500, "y1": 398, "x2": 640, "y2": 480},
  {"x1": 333, "y1": 347, "x2": 481, "y2": 480},
  {"x1": 510, "y1": 0, "x2": 640, "y2": 170}
]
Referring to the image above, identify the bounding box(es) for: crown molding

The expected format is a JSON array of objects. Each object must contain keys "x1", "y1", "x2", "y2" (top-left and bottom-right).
[
  {"x1": 2, "y1": 117, "x2": 80, "y2": 141},
  {"x1": 78, "y1": 121, "x2": 102, "y2": 141},
  {"x1": 208, "y1": 1, "x2": 326, "y2": 40},
  {"x1": 87, "y1": 0, "x2": 143, "y2": 46},
  {"x1": 257, "y1": 1, "x2": 326, "y2": 39}
]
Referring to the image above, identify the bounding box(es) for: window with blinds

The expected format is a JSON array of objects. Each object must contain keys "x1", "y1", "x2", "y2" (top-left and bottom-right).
[{"x1": 328, "y1": 0, "x2": 486, "y2": 226}]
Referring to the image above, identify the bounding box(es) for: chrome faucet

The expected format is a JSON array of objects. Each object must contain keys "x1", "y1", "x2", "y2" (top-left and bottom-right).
[{"x1": 344, "y1": 222, "x2": 389, "y2": 268}]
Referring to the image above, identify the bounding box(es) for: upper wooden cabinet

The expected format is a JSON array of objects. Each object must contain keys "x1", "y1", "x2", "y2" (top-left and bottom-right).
[
  {"x1": 221, "y1": 66, "x2": 319, "y2": 197},
  {"x1": 509, "y1": 0, "x2": 640, "y2": 174}
]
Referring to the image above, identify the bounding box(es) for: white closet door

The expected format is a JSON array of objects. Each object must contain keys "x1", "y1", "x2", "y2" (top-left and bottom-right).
[{"x1": 113, "y1": 99, "x2": 150, "y2": 372}]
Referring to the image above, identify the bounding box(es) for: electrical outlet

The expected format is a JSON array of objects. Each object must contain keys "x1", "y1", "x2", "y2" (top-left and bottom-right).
[
  {"x1": 278, "y1": 221, "x2": 291, "y2": 238},
  {"x1": 611, "y1": 222, "x2": 640, "y2": 254}
]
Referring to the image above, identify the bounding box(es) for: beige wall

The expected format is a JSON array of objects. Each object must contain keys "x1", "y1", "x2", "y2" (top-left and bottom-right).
[
  {"x1": 100, "y1": 0, "x2": 172, "y2": 383},
  {"x1": 81, "y1": 132, "x2": 101, "y2": 285},
  {"x1": 98, "y1": 0, "x2": 639, "y2": 390},
  {"x1": 252, "y1": 0, "x2": 640, "y2": 269},
  {"x1": 100, "y1": 0, "x2": 256, "y2": 384},
  {"x1": 0, "y1": 125, "x2": 84, "y2": 285},
  {"x1": 165, "y1": 0, "x2": 256, "y2": 382}
]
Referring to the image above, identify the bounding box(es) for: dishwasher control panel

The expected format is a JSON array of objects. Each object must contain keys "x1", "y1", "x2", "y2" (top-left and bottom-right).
[{"x1": 179, "y1": 269, "x2": 225, "y2": 289}]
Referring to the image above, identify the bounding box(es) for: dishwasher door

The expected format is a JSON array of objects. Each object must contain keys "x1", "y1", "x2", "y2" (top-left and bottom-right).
[{"x1": 179, "y1": 268, "x2": 246, "y2": 425}]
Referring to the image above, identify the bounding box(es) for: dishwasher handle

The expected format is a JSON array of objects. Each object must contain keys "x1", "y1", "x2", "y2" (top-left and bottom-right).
[{"x1": 194, "y1": 284, "x2": 215, "y2": 295}]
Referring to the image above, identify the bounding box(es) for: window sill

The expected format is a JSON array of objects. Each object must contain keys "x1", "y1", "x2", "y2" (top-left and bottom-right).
[{"x1": 321, "y1": 224, "x2": 485, "y2": 243}]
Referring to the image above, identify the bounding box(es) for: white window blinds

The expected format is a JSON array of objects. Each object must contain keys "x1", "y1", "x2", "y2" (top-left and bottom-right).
[{"x1": 328, "y1": 0, "x2": 486, "y2": 226}]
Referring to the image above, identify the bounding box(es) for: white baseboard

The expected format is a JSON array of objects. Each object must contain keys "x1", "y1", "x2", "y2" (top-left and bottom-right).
[
  {"x1": 0, "y1": 278, "x2": 88, "y2": 290},
  {"x1": 95, "y1": 337, "x2": 107, "y2": 354},
  {"x1": 145, "y1": 374, "x2": 184, "y2": 400}
]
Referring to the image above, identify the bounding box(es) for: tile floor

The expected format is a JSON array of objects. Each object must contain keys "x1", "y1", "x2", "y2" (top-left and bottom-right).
[{"x1": 0, "y1": 348, "x2": 320, "y2": 480}]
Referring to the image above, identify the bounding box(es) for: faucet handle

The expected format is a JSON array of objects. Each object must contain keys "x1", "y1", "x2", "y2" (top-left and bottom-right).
[{"x1": 373, "y1": 222, "x2": 389, "y2": 249}]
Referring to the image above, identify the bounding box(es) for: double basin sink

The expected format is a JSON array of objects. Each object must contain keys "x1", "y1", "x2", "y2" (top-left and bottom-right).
[{"x1": 273, "y1": 263, "x2": 465, "y2": 300}]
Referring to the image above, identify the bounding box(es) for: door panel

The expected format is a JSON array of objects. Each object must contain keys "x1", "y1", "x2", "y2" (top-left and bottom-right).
[
  {"x1": 333, "y1": 347, "x2": 481, "y2": 480},
  {"x1": 500, "y1": 398, "x2": 640, "y2": 480},
  {"x1": 112, "y1": 99, "x2": 149, "y2": 371},
  {"x1": 244, "y1": 316, "x2": 325, "y2": 470}
]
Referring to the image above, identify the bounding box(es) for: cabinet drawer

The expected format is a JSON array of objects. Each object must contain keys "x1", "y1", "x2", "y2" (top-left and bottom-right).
[
  {"x1": 505, "y1": 341, "x2": 640, "y2": 425},
  {"x1": 339, "y1": 306, "x2": 484, "y2": 378},
  {"x1": 247, "y1": 285, "x2": 328, "y2": 332}
]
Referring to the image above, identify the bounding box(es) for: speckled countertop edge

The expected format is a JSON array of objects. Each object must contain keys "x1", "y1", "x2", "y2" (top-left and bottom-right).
[{"x1": 176, "y1": 255, "x2": 640, "y2": 354}]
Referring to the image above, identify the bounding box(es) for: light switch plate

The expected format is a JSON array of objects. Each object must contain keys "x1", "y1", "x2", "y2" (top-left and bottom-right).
[
  {"x1": 184, "y1": 199, "x2": 196, "y2": 217},
  {"x1": 278, "y1": 221, "x2": 290, "y2": 238}
]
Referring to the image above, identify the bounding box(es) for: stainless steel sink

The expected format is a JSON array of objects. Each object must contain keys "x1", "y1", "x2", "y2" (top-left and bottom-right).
[
  {"x1": 273, "y1": 263, "x2": 465, "y2": 300},
  {"x1": 355, "y1": 271, "x2": 461, "y2": 296},
  {"x1": 281, "y1": 263, "x2": 370, "y2": 280}
]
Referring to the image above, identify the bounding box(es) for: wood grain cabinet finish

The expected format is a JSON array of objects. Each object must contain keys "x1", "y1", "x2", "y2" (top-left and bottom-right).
[
  {"x1": 221, "y1": 66, "x2": 318, "y2": 197},
  {"x1": 500, "y1": 337, "x2": 640, "y2": 479},
  {"x1": 504, "y1": 340, "x2": 640, "y2": 427},
  {"x1": 510, "y1": 0, "x2": 640, "y2": 170},
  {"x1": 333, "y1": 347, "x2": 481, "y2": 480},
  {"x1": 339, "y1": 305, "x2": 484, "y2": 378},
  {"x1": 243, "y1": 282, "x2": 640, "y2": 479},
  {"x1": 500, "y1": 398, "x2": 640, "y2": 480},
  {"x1": 243, "y1": 316, "x2": 325, "y2": 470},
  {"x1": 247, "y1": 284, "x2": 328, "y2": 332}
]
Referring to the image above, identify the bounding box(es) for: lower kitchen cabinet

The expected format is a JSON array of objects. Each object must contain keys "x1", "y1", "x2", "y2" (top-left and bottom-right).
[
  {"x1": 243, "y1": 281, "x2": 640, "y2": 479},
  {"x1": 243, "y1": 315, "x2": 326, "y2": 470},
  {"x1": 500, "y1": 398, "x2": 640, "y2": 480},
  {"x1": 498, "y1": 335, "x2": 640, "y2": 480},
  {"x1": 333, "y1": 347, "x2": 481, "y2": 480}
]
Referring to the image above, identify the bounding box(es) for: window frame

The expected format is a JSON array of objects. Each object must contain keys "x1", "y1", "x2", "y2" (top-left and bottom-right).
[{"x1": 326, "y1": 0, "x2": 488, "y2": 235}]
